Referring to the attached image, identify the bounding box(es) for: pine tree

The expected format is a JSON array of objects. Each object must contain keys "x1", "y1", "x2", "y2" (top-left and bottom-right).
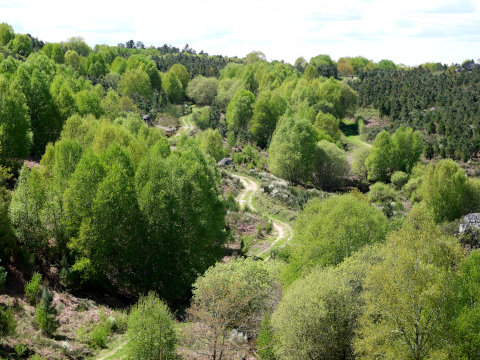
[{"x1": 35, "y1": 287, "x2": 60, "y2": 337}]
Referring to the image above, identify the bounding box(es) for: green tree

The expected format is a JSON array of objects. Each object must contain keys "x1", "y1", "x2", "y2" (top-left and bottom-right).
[
  {"x1": 0, "y1": 76, "x2": 31, "y2": 164},
  {"x1": 64, "y1": 50, "x2": 82, "y2": 74},
  {"x1": 85, "y1": 53, "x2": 107, "y2": 78},
  {"x1": 391, "y1": 125, "x2": 423, "y2": 173},
  {"x1": 267, "y1": 116, "x2": 317, "y2": 184},
  {"x1": 250, "y1": 91, "x2": 287, "y2": 148},
  {"x1": 187, "y1": 75, "x2": 218, "y2": 105},
  {"x1": 366, "y1": 130, "x2": 392, "y2": 182},
  {"x1": 35, "y1": 287, "x2": 60, "y2": 337},
  {"x1": 118, "y1": 68, "x2": 152, "y2": 110},
  {"x1": 162, "y1": 71, "x2": 183, "y2": 104},
  {"x1": 0, "y1": 23, "x2": 14, "y2": 46},
  {"x1": 76, "y1": 89, "x2": 103, "y2": 118},
  {"x1": 187, "y1": 259, "x2": 281, "y2": 359},
  {"x1": 351, "y1": 147, "x2": 370, "y2": 182},
  {"x1": 197, "y1": 128, "x2": 226, "y2": 161},
  {"x1": 284, "y1": 194, "x2": 388, "y2": 284},
  {"x1": 126, "y1": 292, "x2": 177, "y2": 360},
  {"x1": 420, "y1": 159, "x2": 476, "y2": 223},
  {"x1": 111, "y1": 56, "x2": 127, "y2": 74},
  {"x1": 313, "y1": 140, "x2": 349, "y2": 190},
  {"x1": 169, "y1": 63, "x2": 190, "y2": 91},
  {"x1": 226, "y1": 89, "x2": 255, "y2": 135},
  {"x1": 354, "y1": 207, "x2": 462, "y2": 359},
  {"x1": 126, "y1": 54, "x2": 161, "y2": 91},
  {"x1": 215, "y1": 78, "x2": 243, "y2": 111},
  {"x1": 314, "y1": 111, "x2": 341, "y2": 141},
  {"x1": 12, "y1": 34, "x2": 32, "y2": 56}
]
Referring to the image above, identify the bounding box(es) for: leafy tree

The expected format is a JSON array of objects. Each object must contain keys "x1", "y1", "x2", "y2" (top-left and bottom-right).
[
  {"x1": 366, "y1": 131, "x2": 392, "y2": 182},
  {"x1": 42, "y1": 43, "x2": 63, "y2": 64},
  {"x1": 35, "y1": 287, "x2": 60, "y2": 337},
  {"x1": 313, "y1": 140, "x2": 349, "y2": 190},
  {"x1": 314, "y1": 111, "x2": 341, "y2": 141},
  {"x1": 12, "y1": 34, "x2": 32, "y2": 56},
  {"x1": 245, "y1": 51, "x2": 266, "y2": 64},
  {"x1": 126, "y1": 54, "x2": 161, "y2": 91},
  {"x1": 226, "y1": 89, "x2": 255, "y2": 135},
  {"x1": 191, "y1": 106, "x2": 210, "y2": 129},
  {"x1": 25, "y1": 272, "x2": 43, "y2": 305},
  {"x1": 186, "y1": 259, "x2": 281, "y2": 359},
  {"x1": 169, "y1": 63, "x2": 190, "y2": 91},
  {"x1": 391, "y1": 170, "x2": 409, "y2": 189},
  {"x1": 76, "y1": 89, "x2": 103, "y2": 118},
  {"x1": 61, "y1": 37, "x2": 91, "y2": 56},
  {"x1": 197, "y1": 128, "x2": 226, "y2": 161},
  {"x1": 85, "y1": 53, "x2": 107, "y2": 78},
  {"x1": 354, "y1": 207, "x2": 462, "y2": 359},
  {"x1": 420, "y1": 159, "x2": 479, "y2": 223},
  {"x1": 390, "y1": 125, "x2": 423, "y2": 173},
  {"x1": 351, "y1": 147, "x2": 370, "y2": 182},
  {"x1": 284, "y1": 194, "x2": 388, "y2": 284},
  {"x1": 0, "y1": 75, "x2": 31, "y2": 164},
  {"x1": 118, "y1": 68, "x2": 152, "y2": 110},
  {"x1": 110, "y1": 56, "x2": 127, "y2": 74},
  {"x1": 267, "y1": 116, "x2": 317, "y2": 184},
  {"x1": 215, "y1": 78, "x2": 243, "y2": 111},
  {"x1": 0, "y1": 186, "x2": 15, "y2": 262},
  {"x1": 126, "y1": 292, "x2": 177, "y2": 360},
  {"x1": 64, "y1": 50, "x2": 82, "y2": 74},
  {"x1": 0, "y1": 23, "x2": 14, "y2": 46},
  {"x1": 303, "y1": 64, "x2": 317, "y2": 80},
  {"x1": 250, "y1": 91, "x2": 287, "y2": 148},
  {"x1": 162, "y1": 71, "x2": 183, "y2": 103},
  {"x1": 376, "y1": 59, "x2": 397, "y2": 70},
  {"x1": 187, "y1": 75, "x2": 218, "y2": 105},
  {"x1": 273, "y1": 266, "x2": 359, "y2": 360},
  {"x1": 294, "y1": 57, "x2": 307, "y2": 73}
]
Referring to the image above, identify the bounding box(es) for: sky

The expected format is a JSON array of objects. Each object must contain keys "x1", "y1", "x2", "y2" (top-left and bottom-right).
[{"x1": 0, "y1": 0, "x2": 479, "y2": 65}]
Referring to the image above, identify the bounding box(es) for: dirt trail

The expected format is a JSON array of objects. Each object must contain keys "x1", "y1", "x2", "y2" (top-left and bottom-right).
[
  {"x1": 230, "y1": 174, "x2": 293, "y2": 260},
  {"x1": 175, "y1": 115, "x2": 194, "y2": 137},
  {"x1": 96, "y1": 339, "x2": 126, "y2": 360}
]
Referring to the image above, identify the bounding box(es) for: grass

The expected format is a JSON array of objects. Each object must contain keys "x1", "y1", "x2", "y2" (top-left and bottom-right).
[{"x1": 341, "y1": 118, "x2": 372, "y2": 149}]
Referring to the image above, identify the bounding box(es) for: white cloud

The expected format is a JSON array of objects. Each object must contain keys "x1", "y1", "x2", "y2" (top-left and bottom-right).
[{"x1": 1, "y1": 0, "x2": 479, "y2": 65}]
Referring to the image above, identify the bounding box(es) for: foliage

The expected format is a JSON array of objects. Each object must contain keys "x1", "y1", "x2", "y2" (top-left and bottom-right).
[
  {"x1": 187, "y1": 75, "x2": 218, "y2": 105},
  {"x1": 313, "y1": 140, "x2": 349, "y2": 190},
  {"x1": 250, "y1": 91, "x2": 287, "y2": 148},
  {"x1": 226, "y1": 89, "x2": 255, "y2": 135},
  {"x1": 351, "y1": 146, "x2": 370, "y2": 182},
  {"x1": 191, "y1": 106, "x2": 210, "y2": 130},
  {"x1": 0, "y1": 306, "x2": 16, "y2": 338},
  {"x1": 354, "y1": 207, "x2": 462, "y2": 359},
  {"x1": 0, "y1": 264, "x2": 5, "y2": 293},
  {"x1": 284, "y1": 195, "x2": 388, "y2": 284},
  {"x1": 163, "y1": 71, "x2": 183, "y2": 103},
  {"x1": 267, "y1": 116, "x2": 318, "y2": 184},
  {"x1": 25, "y1": 271, "x2": 42, "y2": 305},
  {"x1": 197, "y1": 128, "x2": 226, "y2": 161},
  {"x1": 391, "y1": 170, "x2": 409, "y2": 189},
  {"x1": 187, "y1": 259, "x2": 281, "y2": 359},
  {"x1": 420, "y1": 159, "x2": 480, "y2": 223},
  {"x1": 35, "y1": 287, "x2": 60, "y2": 337},
  {"x1": 126, "y1": 292, "x2": 177, "y2": 360}
]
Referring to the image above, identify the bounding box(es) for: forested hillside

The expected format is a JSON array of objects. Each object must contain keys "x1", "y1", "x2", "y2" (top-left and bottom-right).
[{"x1": 2, "y1": 21, "x2": 480, "y2": 360}]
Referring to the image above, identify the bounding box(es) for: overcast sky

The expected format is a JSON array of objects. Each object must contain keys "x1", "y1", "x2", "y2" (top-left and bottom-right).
[{"x1": 1, "y1": 0, "x2": 479, "y2": 65}]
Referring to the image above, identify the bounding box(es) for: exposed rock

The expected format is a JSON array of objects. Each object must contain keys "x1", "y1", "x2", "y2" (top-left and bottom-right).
[{"x1": 459, "y1": 213, "x2": 480, "y2": 233}]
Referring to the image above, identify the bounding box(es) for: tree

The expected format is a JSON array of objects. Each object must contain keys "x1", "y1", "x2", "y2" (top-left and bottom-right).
[
  {"x1": 126, "y1": 292, "x2": 177, "y2": 360},
  {"x1": 314, "y1": 111, "x2": 341, "y2": 141},
  {"x1": 61, "y1": 37, "x2": 91, "y2": 56},
  {"x1": 197, "y1": 128, "x2": 226, "y2": 161},
  {"x1": 226, "y1": 89, "x2": 255, "y2": 135},
  {"x1": 76, "y1": 89, "x2": 103, "y2": 118},
  {"x1": 187, "y1": 75, "x2": 218, "y2": 105},
  {"x1": 267, "y1": 116, "x2": 317, "y2": 184},
  {"x1": 12, "y1": 34, "x2": 32, "y2": 56},
  {"x1": 420, "y1": 159, "x2": 478, "y2": 223},
  {"x1": 245, "y1": 51, "x2": 266, "y2": 64},
  {"x1": 118, "y1": 68, "x2": 152, "y2": 110},
  {"x1": 111, "y1": 56, "x2": 127, "y2": 74},
  {"x1": 250, "y1": 91, "x2": 287, "y2": 148},
  {"x1": 284, "y1": 194, "x2": 388, "y2": 284},
  {"x1": 162, "y1": 71, "x2": 183, "y2": 103},
  {"x1": 169, "y1": 63, "x2": 190, "y2": 91},
  {"x1": 35, "y1": 287, "x2": 60, "y2": 337},
  {"x1": 85, "y1": 53, "x2": 107, "y2": 78},
  {"x1": 126, "y1": 54, "x2": 161, "y2": 91},
  {"x1": 186, "y1": 259, "x2": 281, "y2": 360},
  {"x1": 0, "y1": 23, "x2": 14, "y2": 46},
  {"x1": 366, "y1": 131, "x2": 392, "y2": 182},
  {"x1": 272, "y1": 266, "x2": 359, "y2": 360},
  {"x1": 354, "y1": 207, "x2": 462, "y2": 359},
  {"x1": 313, "y1": 140, "x2": 349, "y2": 190},
  {"x1": 64, "y1": 50, "x2": 82, "y2": 74},
  {"x1": 0, "y1": 76, "x2": 31, "y2": 164},
  {"x1": 390, "y1": 125, "x2": 423, "y2": 173},
  {"x1": 215, "y1": 78, "x2": 243, "y2": 111},
  {"x1": 351, "y1": 147, "x2": 370, "y2": 182}
]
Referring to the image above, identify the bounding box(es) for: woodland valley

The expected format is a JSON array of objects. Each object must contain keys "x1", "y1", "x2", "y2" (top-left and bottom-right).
[{"x1": 1, "y1": 22, "x2": 480, "y2": 360}]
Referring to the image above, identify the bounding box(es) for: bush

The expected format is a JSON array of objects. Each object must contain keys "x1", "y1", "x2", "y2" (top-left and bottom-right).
[
  {"x1": 126, "y1": 292, "x2": 177, "y2": 360},
  {"x1": 89, "y1": 323, "x2": 110, "y2": 349},
  {"x1": 391, "y1": 171, "x2": 409, "y2": 189},
  {"x1": 313, "y1": 140, "x2": 349, "y2": 190},
  {"x1": 35, "y1": 287, "x2": 60, "y2": 337},
  {"x1": 0, "y1": 306, "x2": 16, "y2": 337},
  {"x1": 25, "y1": 272, "x2": 42, "y2": 305}
]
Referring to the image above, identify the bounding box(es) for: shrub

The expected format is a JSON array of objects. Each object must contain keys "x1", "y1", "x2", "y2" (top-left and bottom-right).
[
  {"x1": 0, "y1": 306, "x2": 16, "y2": 337},
  {"x1": 126, "y1": 292, "x2": 177, "y2": 360},
  {"x1": 89, "y1": 323, "x2": 110, "y2": 349},
  {"x1": 25, "y1": 272, "x2": 42, "y2": 305},
  {"x1": 35, "y1": 287, "x2": 60, "y2": 337},
  {"x1": 391, "y1": 171, "x2": 409, "y2": 189}
]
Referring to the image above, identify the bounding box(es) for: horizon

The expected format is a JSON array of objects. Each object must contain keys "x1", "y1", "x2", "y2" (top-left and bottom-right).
[{"x1": 1, "y1": 0, "x2": 480, "y2": 66}]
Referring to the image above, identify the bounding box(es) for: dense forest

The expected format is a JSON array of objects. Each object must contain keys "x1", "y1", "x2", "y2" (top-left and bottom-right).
[{"x1": 2, "y1": 21, "x2": 480, "y2": 360}]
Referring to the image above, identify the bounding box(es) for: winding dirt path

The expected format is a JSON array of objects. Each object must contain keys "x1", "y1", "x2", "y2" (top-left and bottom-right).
[{"x1": 230, "y1": 174, "x2": 293, "y2": 260}]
